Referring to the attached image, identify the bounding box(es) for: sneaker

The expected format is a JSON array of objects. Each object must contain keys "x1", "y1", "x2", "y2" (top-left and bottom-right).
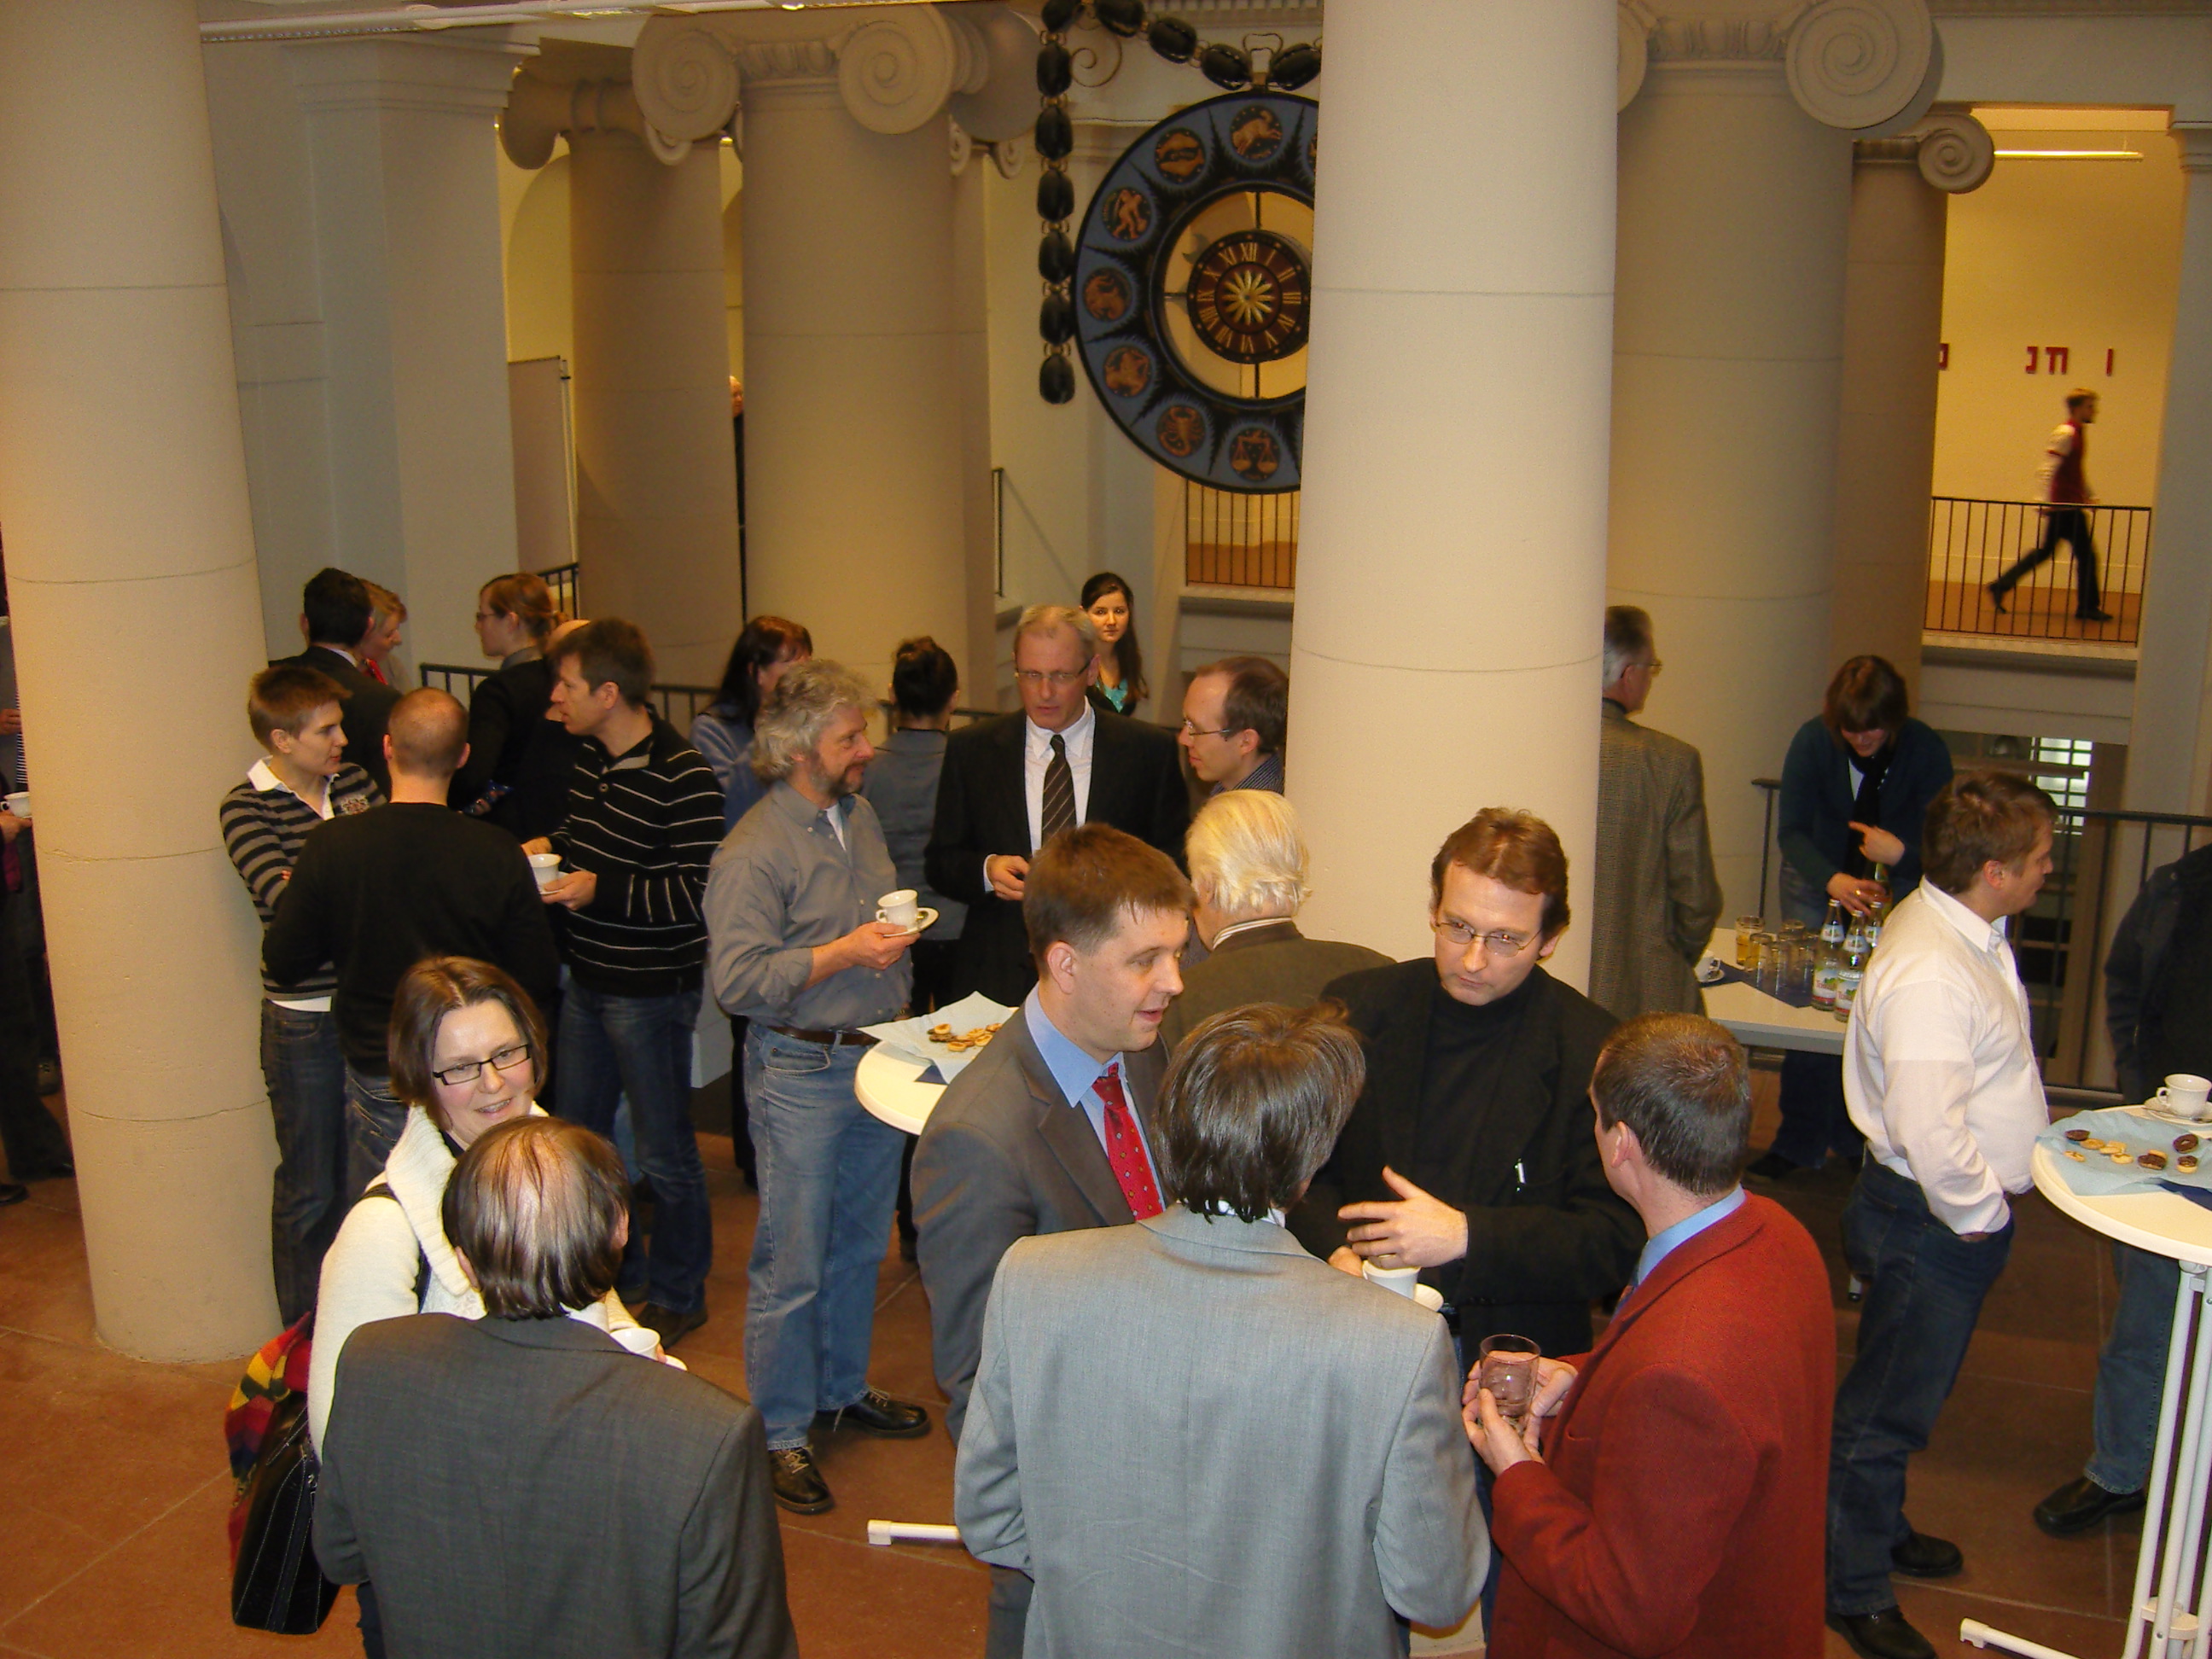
[
  {"x1": 769, "y1": 1447, "x2": 832, "y2": 1514},
  {"x1": 814, "y1": 1388, "x2": 930, "y2": 1439}
]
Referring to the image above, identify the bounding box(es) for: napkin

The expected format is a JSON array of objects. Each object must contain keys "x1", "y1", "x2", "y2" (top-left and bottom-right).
[
  {"x1": 861, "y1": 992, "x2": 1016, "y2": 1085},
  {"x1": 2037, "y1": 1105, "x2": 2212, "y2": 1199}
]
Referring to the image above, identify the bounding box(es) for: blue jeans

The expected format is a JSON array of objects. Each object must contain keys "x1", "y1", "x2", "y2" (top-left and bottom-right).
[
  {"x1": 2087, "y1": 1242, "x2": 2180, "y2": 1494},
  {"x1": 261, "y1": 1002, "x2": 349, "y2": 1324},
  {"x1": 1773, "y1": 862, "x2": 1862, "y2": 1168},
  {"x1": 343, "y1": 1064, "x2": 408, "y2": 1202},
  {"x1": 744, "y1": 1027, "x2": 906, "y2": 1450},
  {"x1": 556, "y1": 982, "x2": 710, "y2": 1314},
  {"x1": 1828, "y1": 1160, "x2": 2015, "y2": 1615}
]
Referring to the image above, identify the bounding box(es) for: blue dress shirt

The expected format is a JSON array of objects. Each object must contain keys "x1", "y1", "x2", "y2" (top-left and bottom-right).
[
  {"x1": 1023, "y1": 989, "x2": 1153, "y2": 1163},
  {"x1": 1631, "y1": 1185, "x2": 1745, "y2": 1291}
]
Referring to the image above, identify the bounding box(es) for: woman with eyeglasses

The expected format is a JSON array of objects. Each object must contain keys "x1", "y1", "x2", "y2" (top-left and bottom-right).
[{"x1": 309, "y1": 957, "x2": 647, "y2": 1452}]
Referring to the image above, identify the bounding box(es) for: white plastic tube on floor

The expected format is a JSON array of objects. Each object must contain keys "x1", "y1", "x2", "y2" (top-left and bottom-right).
[
  {"x1": 866, "y1": 1521, "x2": 962, "y2": 1546},
  {"x1": 1959, "y1": 1620, "x2": 2083, "y2": 1659}
]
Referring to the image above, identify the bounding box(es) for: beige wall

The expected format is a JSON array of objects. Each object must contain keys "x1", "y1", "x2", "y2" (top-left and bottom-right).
[{"x1": 1934, "y1": 110, "x2": 2183, "y2": 525}]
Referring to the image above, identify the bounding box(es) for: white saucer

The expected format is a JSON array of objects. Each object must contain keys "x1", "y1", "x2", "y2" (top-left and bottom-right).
[
  {"x1": 2136, "y1": 1100, "x2": 2212, "y2": 1126},
  {"x1": 1412, "y1": 1284, "x2": 1444, "y2": 1313},
  {"x1": 884, "y1": 906, "x2": 939, "y2": 938}
]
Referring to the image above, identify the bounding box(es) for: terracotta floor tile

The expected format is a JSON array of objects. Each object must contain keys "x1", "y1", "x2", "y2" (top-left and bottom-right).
[{"x1": 779, "y1": 1523, "x2": 986, "y2": 1659}]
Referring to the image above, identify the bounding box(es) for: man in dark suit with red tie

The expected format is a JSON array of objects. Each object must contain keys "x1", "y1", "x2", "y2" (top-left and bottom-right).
[
  {"x1": 925, "y1": 604, "x2": 1189, "y2": 1006},
  {"x1": 1466, "y1": 1012, "x2": 1833, "y2": 1659},
  {"x1": 911, "y1": 823, "x2": 1192, "y2": 1659}
]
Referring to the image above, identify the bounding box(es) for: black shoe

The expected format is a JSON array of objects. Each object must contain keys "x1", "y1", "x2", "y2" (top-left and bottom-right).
[
  {"x1": 1828, "y1": 1608, "x2": 1936, "y2": 1659},
  {"x1": 815, "y1": 1388, "x2": 930, "y2": 1439},
  {"x1": 35, "y1": 1061, "x2": 59, "y2": 1097},
  {"x1": 1987, "y1": 583, "x2": 2009, "y2": 614},
  {"x1": 769, "y1": 1447, "x2": 833, "y2": 1514},
  {"x1": 0, "y1": 1183, "x2": 26, "y2": 1207},
  {"x1": 1746, "y1": 1150, "x2": 1805, "y2": 1182},
  {"x1": 2035, "y1": 1475, "x2": 2145, "y2": 1537},
  {"x1": 2078, "y1": 608, "x2": 2114, "y2": 623},
  {"x1": 1889, "y1": 1529, "x2": 1962, "y2": 1579},
  {"x1": 633, "y1": 1301, "x2": 707, "y2": 1349}
]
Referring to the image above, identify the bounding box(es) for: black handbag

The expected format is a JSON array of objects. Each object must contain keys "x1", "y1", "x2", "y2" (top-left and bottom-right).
[{"x1": 230, "y1": 1385, "x2": 341, "y2": 1633}]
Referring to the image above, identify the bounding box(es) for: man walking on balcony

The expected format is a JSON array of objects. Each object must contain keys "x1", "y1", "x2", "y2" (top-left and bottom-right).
[{"x1": 1988, "y1": 389, "x2": 2112, "y2": 625}]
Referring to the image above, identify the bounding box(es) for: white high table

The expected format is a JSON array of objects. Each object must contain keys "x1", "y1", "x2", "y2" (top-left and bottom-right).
[
  {"x1": 1702, "y1": 928, "x2": 1846, "y2": 1056},
  {"x1": 855, "y1": 1045, "x2": 946, "y2": 1138},
  {"x1": 1965, "y1": 1139, "x2": 2212, "y2": 1659}
]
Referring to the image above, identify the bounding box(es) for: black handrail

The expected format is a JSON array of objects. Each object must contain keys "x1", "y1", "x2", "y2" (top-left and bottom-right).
[{"x1": 1925, "y1": 496, "x2": 2150, "y2": 647}]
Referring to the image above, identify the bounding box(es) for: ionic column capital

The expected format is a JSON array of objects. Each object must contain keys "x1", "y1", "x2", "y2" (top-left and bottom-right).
[
  {"x1": 1853, "y1": 111, "x2": 1994, "y2": 191},
  {"x1": 1624, "y1": 1, "x2": 1938, "y2": 134}
]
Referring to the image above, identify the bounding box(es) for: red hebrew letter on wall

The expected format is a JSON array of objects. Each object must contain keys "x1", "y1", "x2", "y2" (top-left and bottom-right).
[
  {"x1": 2025, "y1": 345, "x2": 2040, "y2": 373},
  {"x1": 2046, "y1": 346, "x2": 2070, "y2": 374}
]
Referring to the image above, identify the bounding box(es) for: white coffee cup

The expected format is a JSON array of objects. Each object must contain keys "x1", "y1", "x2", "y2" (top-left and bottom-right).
[
  {"x1": 2155, "y1": 1074, "x2": 2212, "y2": 1121},
  {"x1": 3, "y1": 791, "x2": 28, "y2": 820},
  {"x1": 527, "y1": 853, "x2": 561, "y2": 889},
  {"x1": 877, "y1": 889, "x2": 920, "y2": 931},
  {"x1": 1362, "y1": 1260, "x2": 1421, "y2": 1299}
]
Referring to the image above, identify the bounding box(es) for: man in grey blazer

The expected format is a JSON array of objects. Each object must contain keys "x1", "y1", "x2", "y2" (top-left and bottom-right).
[
  {"x1": 912, "y1": 822, "x2": 1193, "y2": 1657},
  {"x1": 1160, "y1": 789, "x2": 1388, "y2": 1053},
  {"x1": 957, "y1": 1003, "x2": 1487, "y2": 1656},
  {"x1": 316, "y1": 1118, "x2": 797, "y2": 1659}
]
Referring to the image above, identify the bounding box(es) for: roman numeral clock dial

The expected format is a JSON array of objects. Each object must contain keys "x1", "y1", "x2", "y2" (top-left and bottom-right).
[{"x1": 1070, "y1": 92, "x2": 1316, "y2": 494}]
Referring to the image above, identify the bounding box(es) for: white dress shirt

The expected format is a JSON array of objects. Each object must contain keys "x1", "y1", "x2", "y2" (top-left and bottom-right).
[
  {"x1": 1844, "y1": 881, "x2": 2048, "y2": 1235},
  {"x1": 1021, "y1": 701, "x2": 1095, "y2": 853}
]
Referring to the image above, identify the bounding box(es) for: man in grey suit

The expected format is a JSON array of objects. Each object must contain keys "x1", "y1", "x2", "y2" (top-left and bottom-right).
[
  {"x1": 912, "y1": 821, "x2": 1193, "y2": 1658},
  {"x1": 957, "y1": 1002, "x2": 1487, "y2": 1656},
  {"x1": 1590, "y1": 606, "x2": 1723, "y2": 1021},
  {"x1": 1160, "y1": 789, "x2": 1388, "y2": 1053},
  {"x1": 316, "y1": 1117, "x2": 797, "y2": 1659}
]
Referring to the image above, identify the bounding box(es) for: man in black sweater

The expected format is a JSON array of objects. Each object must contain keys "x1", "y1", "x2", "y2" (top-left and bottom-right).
[
  {"x1": 1289, "y1": 808, "x2": 1637, "y2": 1364},
  {"x1": 273, "y1": 568, "x2": 403, "y2": 799},
  {"x1": 265, "y1": 688, "x2": 560, "y2": 1197}
]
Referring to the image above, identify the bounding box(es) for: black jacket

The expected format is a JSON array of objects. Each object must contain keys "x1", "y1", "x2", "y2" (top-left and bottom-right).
[
  {"x1": 1777, "y1": 716, "x2": 1953, "y2": 896},
  {"x1": 923, "y1": 710, "x2": 1190, "y2": 1004},
  {"x1": 2109, "y1": 843, "x2": 2212, "y2": 1103},
  {"x1": 448, "y1": 655, "x2": 588, "y2": 842},
  {"x1": 276, "y1": 645, "x2": 402, "y2": 800},
  {"x1": 1289, "y1": 958, "x2": 1639, "y2": 1360}
]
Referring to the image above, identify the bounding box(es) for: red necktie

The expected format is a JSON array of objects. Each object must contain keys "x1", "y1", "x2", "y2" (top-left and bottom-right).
[{"x1": 1094, "y1": 1062, "x2": 1162, "y2": 1220}]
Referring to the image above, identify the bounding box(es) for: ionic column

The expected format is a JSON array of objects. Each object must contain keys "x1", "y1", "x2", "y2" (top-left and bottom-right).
[
  {"x1": 286, "y1": 33, "x2": 528, "y2": 670},
  {"x1": 1288, "y1": 0, "x2": 1619, "y2": 981},
  {"x1": 1831, "y1": 117, "x2": 1994, "y2": 696},
  {"x1": 2128, "y1": 125, "x2": 2212, "y2": 813},
  {"x1": 626, "y1": 5, "x2": 1034, "y2": 686},
  {"x1": 505, "y1": 58, "x2": 739, "y2": 684},
  {"x1": 1610, "y1": 0, "x2": 1936, "y2": 916},
  {"x1": 0, "y1": 0, "x2": 276, "y2": 1359}
]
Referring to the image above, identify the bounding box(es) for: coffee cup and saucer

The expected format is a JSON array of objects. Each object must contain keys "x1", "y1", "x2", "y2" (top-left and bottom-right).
[
  {"x1": 1362, "y1": 1259, "x2": 1444, "y2": 1313},
  {"x1": 876, "y1": 889, "x2": 939, "y2": 937},
  {"x1": 2144, "y1": 1074, "x2": 2212, "y2": 1123}
]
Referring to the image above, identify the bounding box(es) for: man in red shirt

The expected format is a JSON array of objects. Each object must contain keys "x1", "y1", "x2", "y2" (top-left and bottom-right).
[
  {"x1": 1467, "y1": 1013, "x2": 1834, "y2": 1659},
  {"x1": 1988, "y1": 389, "x2": 2112, "y2": 624}
]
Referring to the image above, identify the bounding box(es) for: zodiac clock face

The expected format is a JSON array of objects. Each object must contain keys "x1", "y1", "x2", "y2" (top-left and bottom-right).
[{"x1": 1073, "y1": 91, "x2": 1317, "y2": 494}]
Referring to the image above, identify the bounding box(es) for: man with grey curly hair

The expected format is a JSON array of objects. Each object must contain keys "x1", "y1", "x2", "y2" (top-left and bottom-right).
[
  {"x1": 1159, "y1": 791, "x2": 1388, "y2": 1051},
  {"x1": 705, "y1": 657, "x2": 931, "y2": 1516}
]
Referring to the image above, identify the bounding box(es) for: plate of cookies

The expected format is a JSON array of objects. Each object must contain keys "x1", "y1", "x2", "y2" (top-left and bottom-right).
[
  {"x1": 861, "y1": 992, "x2": 1017, "y2": 1082},
  {"x1": 2040, "y1": 1108, "x2": 2212, "y2": 1197}
]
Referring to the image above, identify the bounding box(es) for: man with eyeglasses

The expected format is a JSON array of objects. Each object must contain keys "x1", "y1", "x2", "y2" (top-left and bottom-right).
[
  {"x1": 926, "y1": 603, "x2": 1188, "y2": 1004},
  {"x1": 1591, "y1": 605, "x2": 1722, "y2": 1022},
  {"x1": 1289, "y1": 808, "x2": 1638, "y2": 1365},
  {"x1": 1177, "y1": 655, "x2": 1288, "y2": 795}
]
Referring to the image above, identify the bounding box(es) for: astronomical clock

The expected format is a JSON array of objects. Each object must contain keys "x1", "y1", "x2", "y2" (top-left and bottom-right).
[{"x1": 1072, "y1": 90, "x2": 1315, "y2": 494}]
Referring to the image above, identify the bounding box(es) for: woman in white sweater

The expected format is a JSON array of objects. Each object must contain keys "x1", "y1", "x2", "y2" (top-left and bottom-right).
[{"x1": 309, "y1": 956, "x2": 642, "y2": 1448}]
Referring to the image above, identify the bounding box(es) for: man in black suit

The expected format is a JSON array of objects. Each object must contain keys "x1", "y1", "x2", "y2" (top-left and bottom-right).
[
  {"x1": 925, "y1": 604, "x2": 1189, "y2": 1004},
  {"x1": 276, "y1": 568, "x2": 402, "y2": 797},
  {"x1": 911, "y1": 823, "x2": 1192, "y2": 1659},
  {"x1": 1290, "y1": 807, "x2": 1638, "y2": 1364},
  {"x1": 317, "y1": 1115, "x2": 797, "y2": 1659}
]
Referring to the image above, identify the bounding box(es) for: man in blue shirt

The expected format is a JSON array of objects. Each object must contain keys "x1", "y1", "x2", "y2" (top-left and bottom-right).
[{"x1": 911, "y1": 822, "x2": 1193, "y2": 1659}]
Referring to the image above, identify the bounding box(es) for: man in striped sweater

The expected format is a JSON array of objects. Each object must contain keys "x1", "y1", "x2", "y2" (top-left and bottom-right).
[
  {"x1": 219, "y1": 665, "x2": 382, "y2": 1323},
  {"x1": 529, "y1": 619, "x2": 725, "y2": 1348}
]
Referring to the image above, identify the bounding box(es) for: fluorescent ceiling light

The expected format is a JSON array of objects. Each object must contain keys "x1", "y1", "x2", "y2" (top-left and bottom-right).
[{"x1": 1993, "y1": 148, "x2": 2143, "y2": 160}]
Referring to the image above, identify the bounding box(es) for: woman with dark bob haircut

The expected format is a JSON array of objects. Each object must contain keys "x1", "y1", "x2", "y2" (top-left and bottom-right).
[
  {"x1": 308, "y1": 958, "x2": 652, "y2": 1452},
  {"x1": 1750, "y1": 655, "x2": 1953, "y2": 1180}
]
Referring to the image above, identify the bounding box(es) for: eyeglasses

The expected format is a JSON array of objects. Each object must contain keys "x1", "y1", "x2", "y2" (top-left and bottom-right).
[
  {"x1": 1179, "y1": 720, "x2": 1235, "y2": 739},
  {"x1": 1431, "y1": 919, "x2": 1537, "y2": 956},
  {"x1": 431, "y1": 1041, "x2": 534, "y2": 1089},
  {"x1": 1015, "y1": 669, "x2": 1086, "y2": 689}
]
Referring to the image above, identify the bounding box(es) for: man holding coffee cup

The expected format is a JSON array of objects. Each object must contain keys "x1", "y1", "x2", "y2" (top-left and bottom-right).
[
  {"x1": 1466, "y1": 1013, "x2": 1834, "y2": 1659},
  {"x1": 706, "y1": 660, "x2": 930, "y2": 1516},
  {"x1": 2034, "y1": 839, "x2": 2212, "y2": 1540}
]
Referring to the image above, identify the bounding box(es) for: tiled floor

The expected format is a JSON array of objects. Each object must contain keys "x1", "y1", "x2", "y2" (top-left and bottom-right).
[{"x1": 0, "y1": 1070, "x2": 2136, "y2": 1658}]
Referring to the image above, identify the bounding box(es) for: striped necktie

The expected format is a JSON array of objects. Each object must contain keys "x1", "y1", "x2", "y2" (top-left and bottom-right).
[{"x1": 1039, "y1": 733, "x2": 1076, "y2": 849}]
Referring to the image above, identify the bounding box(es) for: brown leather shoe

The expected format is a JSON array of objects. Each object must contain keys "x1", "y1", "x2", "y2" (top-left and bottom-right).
[{"x1": 769, "y1": 1447, "x2": 832, "y2": 1515}]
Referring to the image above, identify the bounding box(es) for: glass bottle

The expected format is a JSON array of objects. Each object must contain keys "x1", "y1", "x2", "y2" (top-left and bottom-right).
[
  {"x1": 1813, "y1": 933, "x2": 1842, "y2": 1009},
  {"x1": 1835, "y1": 921, "x2": 1869, "y2": 1021},
  {"x1": 1821, "y1": 899, "x2": 1846, "y2": 949}
]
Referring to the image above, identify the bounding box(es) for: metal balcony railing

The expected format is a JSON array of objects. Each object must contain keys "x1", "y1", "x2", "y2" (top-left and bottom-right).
[
  {"x1": 1185, "y1": 480, "x2": 1298, "y2": 589},
  {"x1": 1925, "y1": 496, "x2": 2151, "y2": 647}
]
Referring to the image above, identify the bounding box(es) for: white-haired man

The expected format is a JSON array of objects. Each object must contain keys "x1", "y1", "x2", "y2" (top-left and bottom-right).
[
  {"x1": 706, "y1": 660, "x2": 931, "y2": 1516},
  {"x1": 926, "y1": 603, "x2": 1188, "y2": 1005},
  {"x1": 1159, "y1": 790, "x2": 1388, "y2": 1052}
]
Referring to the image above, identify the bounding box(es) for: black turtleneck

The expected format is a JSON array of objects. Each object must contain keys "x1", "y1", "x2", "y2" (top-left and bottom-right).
[{"x1": 1414, "y1": 969, "x2": 1539, "y2": 1184}]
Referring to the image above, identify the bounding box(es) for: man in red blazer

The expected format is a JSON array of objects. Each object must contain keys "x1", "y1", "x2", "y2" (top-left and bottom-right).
[{"x1": 1466, "y1": 1012, "x2": 1833, "y2": 1659}]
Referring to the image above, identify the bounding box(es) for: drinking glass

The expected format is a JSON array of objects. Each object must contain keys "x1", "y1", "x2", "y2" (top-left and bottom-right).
[
  {"x1": 1478, "y1": 1334, "x2": 1541, "y2": 1424},
  {"x1": 1735, "y1": 917, "x2": 1763, "y2": 968}
]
